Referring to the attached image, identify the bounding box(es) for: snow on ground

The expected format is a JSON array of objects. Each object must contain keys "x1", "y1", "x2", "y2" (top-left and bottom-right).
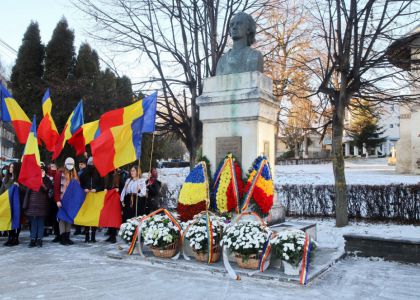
[
  {"x1": 275, "y1": 158, "x2": 420, "y2": 185},
  {"x1": 154, "y1": 158, "x2": 420, "y2": 191},
  {"x1": 0, "y1": 230, "x2": 419, "y2": 299},
  {"x1": 289, "y1": 217, "x2": 420, "y2": 250}
]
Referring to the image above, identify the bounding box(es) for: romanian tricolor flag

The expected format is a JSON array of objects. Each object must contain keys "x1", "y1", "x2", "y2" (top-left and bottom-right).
[
  {"x1": 37, "y1": 89, "x2": 59, "y2": 152},
  {"x1": 91, "y1": 117, "x2": 143, "y2": 177},
  {"x1": 18, "y1": 116, "x2": 42, "y2": 191},
  {"x1": 241, "y1": 156, "x2": 274, "y2": 215},
  {"x1": 177, "y1": 161, "x2": 209, "y2": 222},
  {"x1": 0, "y1": 84, "x2": 31, "y2": 144},
  {"x1": 53, "y1": 100, "x2": 84, "y2": 160},
  {"x1": 57, "y1": 180, "x2": 122, "y2": 228},
  {"x1": 212, "y1": 153, "x2": 244, "y2": 213},
  {"x1": 97, "y1": 92, "x2": 157, "y2": 135},
  {"x1": 0, "y1": 186, "x2": 20, "y2": 231},
  {"x1": 68, "y1": 120, "x2": 99, "y2": 156},
  {"x1": 141, "y1": 92, "x2": 158, "y2": 133}
]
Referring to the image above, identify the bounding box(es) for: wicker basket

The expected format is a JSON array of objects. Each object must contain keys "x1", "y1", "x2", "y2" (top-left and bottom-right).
[
  {"x1": 150, "y1": 242, "x2": 178, "y2": 258},
  {"x1": 193, "y1": 245, "x2": 221, "y2": 263},
  {"x1": 234, "y1": 253, "x2": 260, "y2": 270}
]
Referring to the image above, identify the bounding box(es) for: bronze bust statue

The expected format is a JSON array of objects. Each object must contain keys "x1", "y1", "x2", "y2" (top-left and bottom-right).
[{"x1": 216, "y1": 12, "x2": 264, "y2": 76}]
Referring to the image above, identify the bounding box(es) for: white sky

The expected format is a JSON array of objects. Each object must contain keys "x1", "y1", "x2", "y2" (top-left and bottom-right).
[{"x1": 0, "y1": 0, "x2": 141, "y2": 81}]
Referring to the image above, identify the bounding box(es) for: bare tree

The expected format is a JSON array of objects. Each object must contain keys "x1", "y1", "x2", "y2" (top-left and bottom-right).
[
  {"x1": 310, "y1": 0, "x2": 420, "y2": 226},
  {"x1": 257, "y1": 0, "x2": 319, "y2": 159},
  {"x1": 73, "y1": 0, "x2": 267, "y2": 168}
]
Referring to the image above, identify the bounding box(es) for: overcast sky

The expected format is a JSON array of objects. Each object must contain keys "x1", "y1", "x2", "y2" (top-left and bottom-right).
[{"x1": 0, "y1": 0, "x2": 143, "y2": 82}]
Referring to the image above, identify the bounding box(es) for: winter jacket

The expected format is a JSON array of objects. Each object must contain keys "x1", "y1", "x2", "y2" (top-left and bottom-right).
[
  {"x1": 79, "y1": 166, "x2": 104, "y2": 191},
  {"x1": 24, "y1": 176, "x2": 53, "y2": 217}
]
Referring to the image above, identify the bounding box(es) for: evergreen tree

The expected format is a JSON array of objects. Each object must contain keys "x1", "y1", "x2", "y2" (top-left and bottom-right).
[
  {"x1": 348, "y1": 103, "x2": 387, "y2": 154},
  {"x1": 74, "y1": 43, "x2": 101, "y2": 120},
  {"x1": 97, "y1": 68, "x2": 117, "y2": 115},
  {"x1": 115, "y1": 75, "x2": 133, "y2": 107},
  {"x1": 44, "y1": 18, "x2": 77, "y2": 131},
  {"x1": 10, "y1": 21, "x2": 45, "y2": 119}
]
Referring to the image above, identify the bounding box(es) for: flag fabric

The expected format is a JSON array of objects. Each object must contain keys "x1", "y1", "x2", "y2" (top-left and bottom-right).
[
  {"x1": 53, "y1": 100, "x2": 84, "y2": 160},
  {"x1": 19, "y1": 116, "x2": 42, "y2": 191},
  {"x1": 241, "y1": 156, "x2": 274, "y2": 214},
  {"x1": 97, "y1": 92, "x2": 157, "y2": 135},
  {"x1": 98, "y1": 99, "x2": 143, "y2": 133},
  {"x1": 91, "y1": 117, "x2": 143, "y2": 177},
  {"x1": 67, "y1": 120, "x2": 99, "y2": 156},
  {"x1": 37, "y1": 89, "x2": 59, "y2": 152},
  {"x1": 299, "y1": 233, "x2": 313, "y2": 285},
  {"x1": 212, "y1": 153, "x2": 244, "y2": 214},
  {"x1": 141, "y1": 92, "x2": 157, "y2": 133},
  {"x1": 177, "y1": 161, "x2": 209, "y2": 222},
  {"x1": 0, "y1": 84, "x2": 31, "y2": 144},
  {"x1": 57, "y1": 180, "x2": 122, "y2": 228},
  {"x1": 0, "y1": 185, "x2": 21, "y2": 231}
]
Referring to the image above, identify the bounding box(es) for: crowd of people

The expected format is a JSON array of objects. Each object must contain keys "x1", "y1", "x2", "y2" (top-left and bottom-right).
[{"x1": 0, "y1": 157, "x2": 162, "y2": 248}]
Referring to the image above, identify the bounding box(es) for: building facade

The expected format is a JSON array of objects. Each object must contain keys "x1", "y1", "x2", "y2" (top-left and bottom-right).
[
  {"x1": 387, "y1": 26, "x2": 420, "y2": 174},
  {"x1": 0, "y1": 77, "x2": 18, "y2": 167}
]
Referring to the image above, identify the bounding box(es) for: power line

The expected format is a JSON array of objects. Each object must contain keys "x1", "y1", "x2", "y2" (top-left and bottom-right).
[{"x1": 0, "y1": 38, "x2": 17, "y2": 56}]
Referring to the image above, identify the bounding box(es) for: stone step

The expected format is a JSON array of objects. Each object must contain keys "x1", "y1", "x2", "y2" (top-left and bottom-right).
[{"x1": 344, "y1": 234, "x2": 420, "y2": 263}]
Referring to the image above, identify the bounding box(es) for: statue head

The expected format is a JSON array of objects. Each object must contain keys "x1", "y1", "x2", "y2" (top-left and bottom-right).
[{"x1": 229, "y1": 12, "x2": 256, "y2": 46}]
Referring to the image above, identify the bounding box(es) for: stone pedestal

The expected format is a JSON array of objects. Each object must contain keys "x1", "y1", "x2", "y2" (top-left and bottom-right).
[{"x1": 197, "y1": 71, "x2": 279, "y2": 174}]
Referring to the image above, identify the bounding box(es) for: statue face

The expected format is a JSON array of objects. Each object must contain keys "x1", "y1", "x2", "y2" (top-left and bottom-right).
[{"x1": 230, "y1": 14, "x2": 249, "y2": 40}]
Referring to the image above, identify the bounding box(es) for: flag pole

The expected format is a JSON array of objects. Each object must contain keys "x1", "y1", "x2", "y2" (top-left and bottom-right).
[
  {"x1": 203, "y1": 161, "x2": 210, "y2": 213},
  {"x1": 148, "y1": 132, "x2": 156, "y2": 174}
]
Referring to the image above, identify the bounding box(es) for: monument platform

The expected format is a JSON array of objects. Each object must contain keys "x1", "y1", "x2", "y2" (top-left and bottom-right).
[
  {"x1": 107, "y1": 244, "x2": 342, "y2": 286},
  {"x1": 107, "y1": 221, "x2": 337, "y2": 285}
]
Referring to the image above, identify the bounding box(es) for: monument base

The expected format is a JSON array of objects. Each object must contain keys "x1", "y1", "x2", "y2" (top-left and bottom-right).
[{"x1": 197, "y1": 71, "x2": 279, "y2": 174}]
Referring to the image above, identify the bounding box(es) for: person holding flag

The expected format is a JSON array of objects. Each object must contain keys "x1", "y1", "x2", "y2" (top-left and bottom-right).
[
  {"x1": 79, "y1": 157, "x2": 104, "y2": 243},
  {"x1": 53, "y1": 158, "x2": 78, "y2": 245},
  {"x1": 1, "y1": 162, "x2": 24, "y2": 247},
  {"x1": 23, "y1": 165, "x2": 53, "y2": 248}
]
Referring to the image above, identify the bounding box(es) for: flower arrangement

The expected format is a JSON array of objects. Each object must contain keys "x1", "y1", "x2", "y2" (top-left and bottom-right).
[
  {"x1": 221, "y1": 220, "x2": 271, "y2": 268},
  {"x1": 242, "y1": 156, "x2": 274, "y2": 215},
  {"x1": 270, "y1": 229, "x2": 307, "y2": 266},
  {"x1": 177, "y1": 162, "x2": 210, "y2": 222},
  {"x1": 185, "y1": 214, "x2": 225, "y2": 260},
  {"x1": 142, "y1": 214, "x2": 181, "y2": 250},
  {"x1": 118, "y1": 218, "x2": 141, "y2": 243},
  {"x1": 212, "y1": 153, "x2": 244, "y2": 213}
]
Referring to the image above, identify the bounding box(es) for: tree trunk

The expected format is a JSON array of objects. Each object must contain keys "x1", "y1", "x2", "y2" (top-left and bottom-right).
[
  {"x1": 332, "y1": 95, "x2": 348, "y2": 227},
  {"x1": 189, "y1": 89, "x2": 197, "y2": 170},
  {"x1": 303, "y1": 133, "x2": 309, "y2": 158},
  {"x1": 294, "y1": 141, "x2": 299, "y2": 159}
]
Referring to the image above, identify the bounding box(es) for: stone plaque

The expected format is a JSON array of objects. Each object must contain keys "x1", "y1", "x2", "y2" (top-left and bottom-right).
[{"x1": 216, "y1": 136, "x2": 242, "y2": 164}]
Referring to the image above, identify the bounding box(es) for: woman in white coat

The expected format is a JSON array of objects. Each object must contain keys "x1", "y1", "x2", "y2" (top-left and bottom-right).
[{"x1": 120, "y1": 166, "x2": 147, "y2": 222}]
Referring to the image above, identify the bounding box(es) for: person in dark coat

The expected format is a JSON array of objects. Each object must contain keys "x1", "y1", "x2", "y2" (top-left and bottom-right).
[
  {"x1": 24, "y1": 165, "x2": 53, "y2": 247},
  {"x1": 2, "y1": 162, "x2": 25, "y2": 247},
  {"x1": 146, "y1": 168, "x2": 162, "y2": 214},
  {"x1": 46, "y1": 163, "x2": 60, "y2": 242},
  {"x1": 74, "y1": 158, "x2": 88, "y2": 236},
  {"x1": 0, "y1": 165, "x2": 10, "y2": 237},
  {"x1": 79, "y1": 157, "x2": 104, "y2": 243}
]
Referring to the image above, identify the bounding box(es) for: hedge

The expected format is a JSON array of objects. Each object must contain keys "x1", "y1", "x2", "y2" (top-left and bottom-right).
[{"x1": 277, "y1": 184, "x2": 420, "y2": 223}]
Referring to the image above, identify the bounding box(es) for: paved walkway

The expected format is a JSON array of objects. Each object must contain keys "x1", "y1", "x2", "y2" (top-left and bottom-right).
[{"x1": 1, "y1": 233, "x2": 419, "y2": 299}]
